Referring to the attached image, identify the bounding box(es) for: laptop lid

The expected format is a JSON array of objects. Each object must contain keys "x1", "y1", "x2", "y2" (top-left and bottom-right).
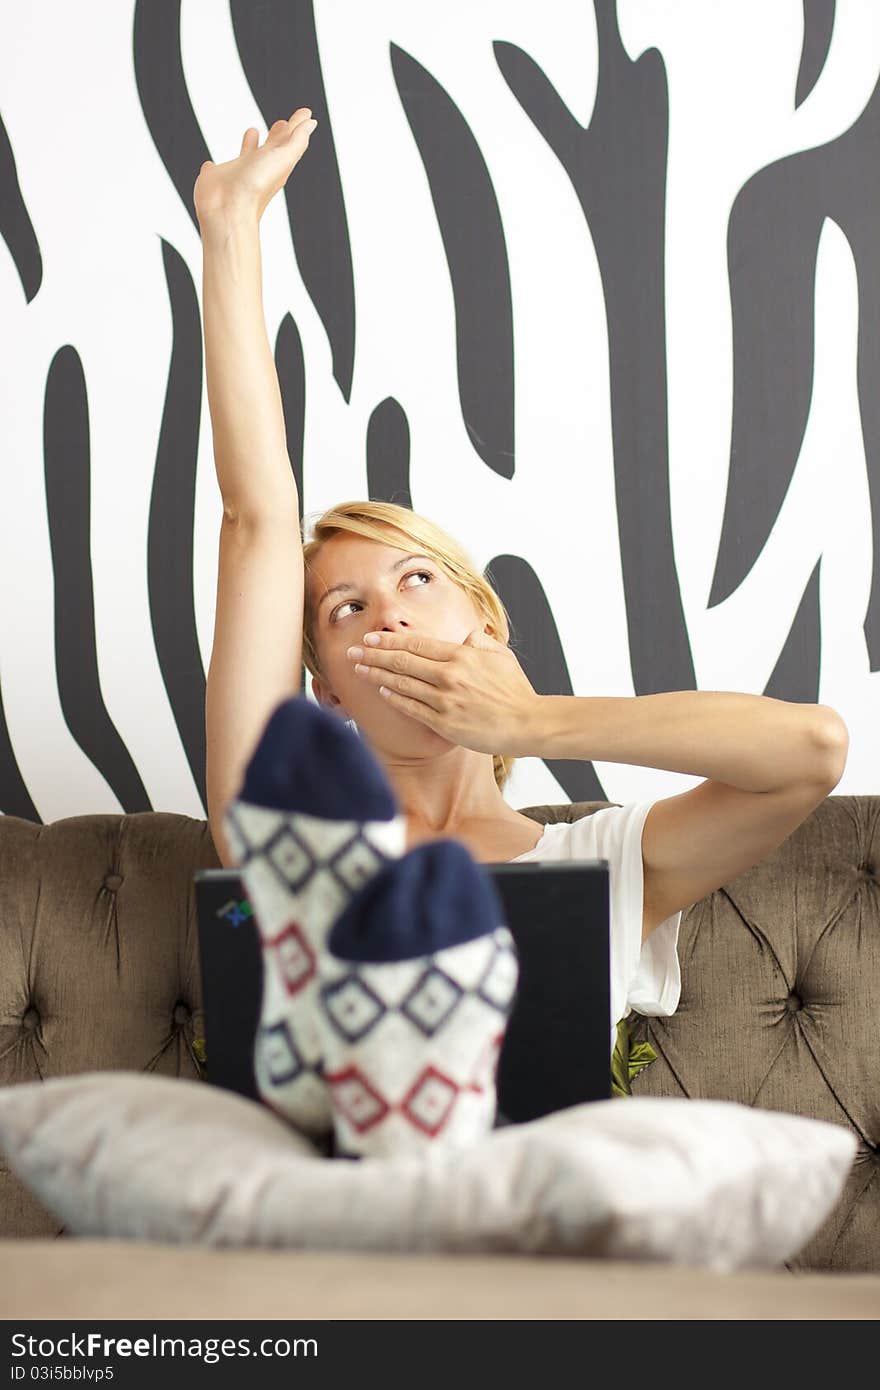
[{"x1": 194, "y1": 859, "x2": 611, "y2": 1126}]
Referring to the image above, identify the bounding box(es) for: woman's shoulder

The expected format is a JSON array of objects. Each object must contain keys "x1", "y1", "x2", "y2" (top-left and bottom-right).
[{"x1": 512, "y1": 800, "x2": 657, "y2": 863}]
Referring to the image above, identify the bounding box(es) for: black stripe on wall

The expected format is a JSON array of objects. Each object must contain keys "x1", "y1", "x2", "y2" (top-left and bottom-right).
[
  {"x1": 45, "y1": 347, "x2": 151, "y2": 811},
  {"x1": 487, "y1": 553, "x2": 607, "y2": 802},
  {"x1": 711, "y1": 69, "x2": 880, "y2": 680},
  {"x1": 231, "y1": 0, "x2": 356, "y2": 402},
  {"x1": 133, "y1": 0, "x2": 211, "y2": 235},
  {"x1": 0, "y1": 108, "x2": 43, "y2": 816},
  {"x1": 367, "y1": 397, "x2": 413, "y2": 510},
  {"x1": 392, "y1": 44, "x2": 515, "y2": 481},
  {"x1": 275, "y1": 310, "x2": 306, "y2": 523},
  {"x1": 0, "y1": 685, "x2": 40, "y2": 821},
  {"x1": 275, "y1": 310, "x2": 309, "y2": 697},
  {"x1": 763, "y1": 560, "x2": 822, "y2": 704},
  {"x1": 0, "y1": 108, "x2": 42, "y2": 303},
  {"x1": 796, "y1": 0, "x2": 836, "y2": 109},
  {"x1": 496, "y1": 0, "x2": 696, "y2": 699},
  {"x1": 147, "y1": 240, "x2": 209, "y2": 808}
]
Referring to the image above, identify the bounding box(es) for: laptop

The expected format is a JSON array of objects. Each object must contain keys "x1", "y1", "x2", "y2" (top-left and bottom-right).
[{"x1": 194, "y1": 858, "x2": 611, "y2": 1127}]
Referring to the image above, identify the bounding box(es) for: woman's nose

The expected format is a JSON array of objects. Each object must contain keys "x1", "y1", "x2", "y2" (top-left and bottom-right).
[{"x1": 368, "y1": 608, "x2": 411, "y2": 634}]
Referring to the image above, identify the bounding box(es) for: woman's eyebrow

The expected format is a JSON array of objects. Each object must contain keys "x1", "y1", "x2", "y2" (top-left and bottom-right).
[{"x1": 318, "y1": 554, "x2": 435, "y2": 610}]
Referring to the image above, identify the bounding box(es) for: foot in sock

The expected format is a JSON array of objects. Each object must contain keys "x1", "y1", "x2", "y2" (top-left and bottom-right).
[
  {"x1": 317, "y1": 840, "x2": 519, "y2": 1159},
  {"x1": 222, "y1": 696, "x2": 407, "y2": 1137}
]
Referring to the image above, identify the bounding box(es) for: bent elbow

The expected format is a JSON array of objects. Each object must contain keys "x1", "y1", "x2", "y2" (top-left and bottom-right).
[{"x1": 810, "y1": 706, "x2": 849, "y2": 789}]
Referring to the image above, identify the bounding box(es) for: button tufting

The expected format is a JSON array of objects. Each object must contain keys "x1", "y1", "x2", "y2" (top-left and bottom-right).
[
  {"x1": 173, "y1": 1003, "x2": 191, "y2": 1026},
  {"x1": 104, "y1": 873, "x2": 123, "y2": 891},
  {"x1": 786, "y1": 993, "x2": 802, "y2": 1013},
  {"x1": 21, "y1": 1007, "x2": 40, "y2": 1031}
]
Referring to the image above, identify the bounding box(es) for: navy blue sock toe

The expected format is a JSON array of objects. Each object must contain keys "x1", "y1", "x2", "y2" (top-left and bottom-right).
[
  {"x1": 327, "y1": 841, "x2": 505, "y2": 963},
  {"x1": 239, "y1": 697, "x2": 398, "y2": 821}
]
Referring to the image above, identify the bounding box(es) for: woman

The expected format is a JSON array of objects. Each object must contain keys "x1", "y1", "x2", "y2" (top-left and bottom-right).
[{"x1": 194, "y1": 107, "x2": 848, "y2": 1068}]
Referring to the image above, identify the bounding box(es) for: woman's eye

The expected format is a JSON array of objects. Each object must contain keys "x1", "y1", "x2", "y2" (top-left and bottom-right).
[
  {"x1": 404, "y1": 570, "x2": 434, "y2": 589},
  {"x1": 331, "y1": 570, "x2": 433, "y2": 623}
]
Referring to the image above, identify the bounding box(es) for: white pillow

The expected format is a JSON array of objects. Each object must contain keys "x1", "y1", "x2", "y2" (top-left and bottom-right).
[{"x1": 0, "y1": 1073, "x2": 855, "y2": 1270}]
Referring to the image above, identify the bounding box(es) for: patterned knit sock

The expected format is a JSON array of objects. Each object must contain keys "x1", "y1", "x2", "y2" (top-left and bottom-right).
[
  {"x1": 317, "y1": 840, "x2": 519, "y2": 1159},
  {"x1": 221, "y1": 696, "x2": 406, "y2": 1137}
]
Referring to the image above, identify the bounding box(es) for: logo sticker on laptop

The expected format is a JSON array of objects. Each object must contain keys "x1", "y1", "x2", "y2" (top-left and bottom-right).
[{"x1": 214, "y1": 897, "x2": 254, "y2": 927}]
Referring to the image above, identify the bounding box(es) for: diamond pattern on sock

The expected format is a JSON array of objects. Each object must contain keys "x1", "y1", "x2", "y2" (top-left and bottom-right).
[
  {"x1": 248, "y1": 817, "x2": 389, "y2": 915},
  {"x1": 260, "y1": 1019, "x2": 307, "y2": 1086},
  {"x1": 331, "y1": 835, "x2": 385, "y2": 892},
  {"x1": 221, "y1": 696, "x2": 410, "y2": 1143},
  {"x1": 317, "y1": 918, "x2": 517, "y2": 1156},
  {"x1": 326, "y1": 1065, "x2": 391, "y2": 1133},
  {"x1": 327, "y1": 1062, "x2": 466, "y2": 1141},
  {"x1": 265, "y1": 920, "x2": 317, "y2": 996},
  {"x1": 401, "y1": 1064, "x2": 459, "y2": 1136},
  {"x1": 320, "y1": 974, "x2": 387, "y2": 1044},
  {"x1": 267, "y1": 828, "x2": 314, "y2": 889},
  {"x1": 400, "y1": 965, "x2": 464, "y2": 1037},
  {"x1": 223, "y1": 801, "x2": 285, "y2": 859},
  {"x1": 476, "y1": 936, "x2": 519, "y2": 1013}
]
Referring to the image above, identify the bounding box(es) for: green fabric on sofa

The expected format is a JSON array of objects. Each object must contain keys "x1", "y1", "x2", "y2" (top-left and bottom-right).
[{"x1": 611, "y1": 1016, "x2": 658, "y2": 1098}]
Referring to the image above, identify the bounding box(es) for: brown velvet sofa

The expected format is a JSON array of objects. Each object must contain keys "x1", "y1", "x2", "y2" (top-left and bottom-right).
[{"x1": 1, "y1": 796, "x2": 879, "y2": 1321}]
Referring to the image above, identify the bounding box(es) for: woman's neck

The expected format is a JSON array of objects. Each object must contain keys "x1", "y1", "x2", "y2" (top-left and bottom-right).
[{"x1": 380, "y1": 745, "x2": 512, "y2": 836}]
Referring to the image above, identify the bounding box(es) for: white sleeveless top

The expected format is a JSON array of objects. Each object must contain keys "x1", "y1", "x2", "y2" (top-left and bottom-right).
[{"x1": 509, "y1": 802, "x2": 682, "y2": 1052}]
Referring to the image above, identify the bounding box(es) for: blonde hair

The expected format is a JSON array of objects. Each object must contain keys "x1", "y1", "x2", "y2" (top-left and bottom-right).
[{"x1": 302, "y1": 500, "x2": 516, "y2": 792}]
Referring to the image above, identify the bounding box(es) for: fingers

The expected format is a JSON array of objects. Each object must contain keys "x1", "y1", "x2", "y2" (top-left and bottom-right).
[
  {"x1": 360, "y1": 632, "x2": 456, "y2": 662},
  {"x1": 361, "y1": 665, "x2": 445, "y2": 711},
  {"x1": 266, "y1": 111, "x2": 317, "y2": 149},
  {"x1": 242, "y1": 110, "x2": 315, "y2": 157},
  {"x1": 347, "y1": 644, "x2": 447, "y2": 687}
]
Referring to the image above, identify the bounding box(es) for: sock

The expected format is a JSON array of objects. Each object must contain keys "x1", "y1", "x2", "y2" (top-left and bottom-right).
[
  {"x1": 221, "y1": 696, "x2": 407, "y2": 1137},
  {"x1": 317, "y1": 840, "x2": 519, "y2": 1159}
]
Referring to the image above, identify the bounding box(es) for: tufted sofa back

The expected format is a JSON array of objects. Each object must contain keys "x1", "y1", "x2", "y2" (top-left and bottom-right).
[
  {"x1": 0, "y1": 810, "x2": 219, "y2": 1238},
  {"x1": 0, "y1": 797, "x2": 878, "y2": 1270}
]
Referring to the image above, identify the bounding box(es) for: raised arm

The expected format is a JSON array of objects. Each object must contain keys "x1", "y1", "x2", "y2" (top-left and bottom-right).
[{"x1": 195, "y1": 109, "x2": 317, "y2": 865}]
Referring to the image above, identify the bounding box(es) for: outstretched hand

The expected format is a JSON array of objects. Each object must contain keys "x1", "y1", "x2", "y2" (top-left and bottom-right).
[
  {"x1": 347, "y1": 628, "x2": 542, "y2": 757},
  {"x1": 194, "y1": 107, "x2": 318, "y2": 225}
]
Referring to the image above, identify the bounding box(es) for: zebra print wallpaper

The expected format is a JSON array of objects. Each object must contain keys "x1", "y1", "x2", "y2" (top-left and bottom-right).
[{"x1": 1, "y1": 0, "x2": 878, "y2": 825}]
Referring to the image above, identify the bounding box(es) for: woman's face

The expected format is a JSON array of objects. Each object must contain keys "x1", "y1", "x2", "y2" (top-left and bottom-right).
[{"x1": 308, "y1": 531, "x2": 487, "y2": 755}]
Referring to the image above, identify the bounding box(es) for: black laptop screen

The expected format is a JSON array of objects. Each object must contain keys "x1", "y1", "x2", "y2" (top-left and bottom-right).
[{"x1": 194, "y1": 859, "x2": 611, "y2": 1124}]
